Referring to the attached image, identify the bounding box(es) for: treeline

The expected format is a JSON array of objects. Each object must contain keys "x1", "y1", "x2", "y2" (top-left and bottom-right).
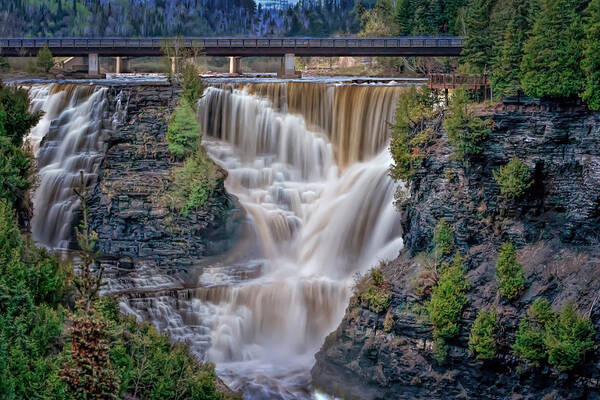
[
  {"x1": 0, "y1": 82, "x2": 238, "y2": 399},
  {"x1": 0, "y1": 0, "x2": 360, "y2": 37}
]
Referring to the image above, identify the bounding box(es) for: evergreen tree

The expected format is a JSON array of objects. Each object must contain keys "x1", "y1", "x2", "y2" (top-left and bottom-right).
[
  {"x1": 395, "y1": 0, "x2": 414, "y2": 34},
  {"x1": 582, "y1": 0, "x2": 600, "y2": 109},
  {"x1": 36, "y1": 44, "x2": 54, "y2": 73},
  {"x1": 461, "y1": 0, "x2": 495, "y2": 73},
  {"x1": 491, "y1": 0, "x2": 531, "y2": 97},
  {"x1": 521, "y1": 0, "x2": 586, "y2": 98}
]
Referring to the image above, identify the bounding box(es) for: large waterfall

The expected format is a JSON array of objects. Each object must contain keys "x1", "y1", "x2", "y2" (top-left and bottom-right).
[{"x1": 25, "y1": 78, "x2": 405, "y2": 399}]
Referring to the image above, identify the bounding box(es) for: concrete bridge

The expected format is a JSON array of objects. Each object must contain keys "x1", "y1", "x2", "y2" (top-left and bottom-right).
[{"x1": 0, "y1": 36, "x2": 463, "y2": 77}]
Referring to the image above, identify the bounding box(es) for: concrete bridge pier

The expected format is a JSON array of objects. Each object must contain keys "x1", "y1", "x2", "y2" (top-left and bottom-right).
[
  {"x1": 278, "y1": 53, "x2": 298, "y2": 78},
  {"x1": 229, "y1": 56, "x2": 242, "y2": 75},
  {"x1": 88, "y1": 53, "x2": 99, "y2": 76},
  {"x1": 115, "y1": 56, "x2": 129, "y2": 73}
]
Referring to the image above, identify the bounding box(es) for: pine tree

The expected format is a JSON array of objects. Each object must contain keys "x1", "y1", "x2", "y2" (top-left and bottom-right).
[
  {"x1": 461, "y1": 0, "x2": 495, "y2": 73},
  {"x1": 582, "y1": 0, "x2": 600, "y2": 109},
  {"x1": 36, "y1": 44, "x2": 54, "y2": 73},
  {"x1": 395, "y1": 0, "x2": 414, "y2": 35},
  {"x1": 491, "y1": 0, "x2": 531, "y2": 97},
  {"x1": 521, "y1": 0, "x2": 585, "y2": 98}
]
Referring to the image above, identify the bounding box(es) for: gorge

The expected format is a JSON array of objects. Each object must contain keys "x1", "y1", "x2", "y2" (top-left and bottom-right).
[{"x1": 22, "y1": 78, "x2": 408, "y2": 399}]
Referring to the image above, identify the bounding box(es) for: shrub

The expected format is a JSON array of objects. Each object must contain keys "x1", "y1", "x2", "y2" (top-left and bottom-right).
[
  {"x1": 166, "y1": 100, "x2": 201, "y2": 159},
  {"x1": 493, "y1": 157, "x2": 532, "y2": 199},
  {"x1": 361, "y1": 267, "x2": 393, "y2": 314},
  {"x1": 426, "y1": 254, "x2": 470, "y2": 339},
  {"x1": 443, "y1": 89, "x2": 492, "y2": 162},
  {"x1": 181, "y1": 62, "x2": 205, "y2": 106},
  {"x1": 383, "y1": 311, "x2": 395, "y2": 332},
  {"x1": 433, "y1": 336, "x2": 449, "y2": 364},
  {"x1": 169, "y1": 150, "x2": 219, "y2": 215},
  {"x1": 468, "y1": 309, "x2": 497, "y2": 360},
  {"x1": 433, "y1": 219, "x2": 454, "y2": 257},
  {"x1": 389, "y1": 86, "x2": 436, "y2": 182},
  {"x1": 0, "y1": 56, "x2": 9, "y2": 72},
  {"x1": 495, "y1": 242, "x2": 525, "y2": 299},
  {"x1": 513, "y1": 299, "x2": 595, "y2": 371},
  {"x1": 36, "y1": 44, "x2": 54, "y2": 73},
  {"x1": 545, "y1": 303, "x2": 595, "y2": 371}
]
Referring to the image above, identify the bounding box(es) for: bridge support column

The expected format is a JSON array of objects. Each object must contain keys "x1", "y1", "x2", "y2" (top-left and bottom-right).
[
  {"x1": 115, "y1": 56, "x2": 129, "y2": 73},
  {"x1": 88, "y1": 53, "x2": 99, "y2": 76},
  {"x1": 229, "y1": 56, "x2": 242, "y2": 75},
  {"x1": 278, "y1": 53, "x2": 297, "y2": 78}
]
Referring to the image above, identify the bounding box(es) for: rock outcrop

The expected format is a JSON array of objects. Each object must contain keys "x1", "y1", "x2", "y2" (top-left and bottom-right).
[
  {"x1": 88, "y1": 83, "x2": 244, "y2": 276},
  {"x1": 312, "y1": 99, "x2": 600, "y2": 399}
]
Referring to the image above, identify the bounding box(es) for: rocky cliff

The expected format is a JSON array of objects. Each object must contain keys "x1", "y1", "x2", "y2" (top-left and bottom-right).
[
  {"x1": 88, "y1": 83, "x2": 244, "y2": 279},
  {"x1": 312, "y1": 99, "x2": 600, "y2": 399}
]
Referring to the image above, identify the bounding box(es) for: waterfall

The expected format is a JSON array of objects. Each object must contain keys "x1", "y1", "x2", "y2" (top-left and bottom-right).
[
  {"x1": 27, "y1": 83, "x2": 110, "y2": 249},
  {"x1": 188, "y1": 82, "x2": 404, "y2": 398}
]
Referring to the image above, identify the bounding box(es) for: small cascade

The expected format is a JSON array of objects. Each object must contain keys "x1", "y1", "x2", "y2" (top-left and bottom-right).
[{"x1": 27, "y1": 83, "x2": 111, "y2": 249}]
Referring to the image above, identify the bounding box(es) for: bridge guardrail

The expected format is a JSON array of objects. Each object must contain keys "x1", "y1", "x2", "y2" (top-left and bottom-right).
[{"x1": 0, "y1": 37, "x2": 463, "y2": 50}]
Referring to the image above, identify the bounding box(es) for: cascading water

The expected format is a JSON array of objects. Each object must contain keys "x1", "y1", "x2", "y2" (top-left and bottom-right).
[
  {"x1": 27, "y1": 83, "x2": 110, "y2": 249},
  {"x1": 189, "y1": 81, "x2": 404, "y2": 398},
  {"x1": 25, "y1": 78, "x2": 406, "y2": 399}
]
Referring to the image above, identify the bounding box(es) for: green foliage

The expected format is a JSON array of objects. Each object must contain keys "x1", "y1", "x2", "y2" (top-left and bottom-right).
[
  {"x1": 582, "y1": 0, "x2": 600, "y2": 110},
  {"x1": 426, "y1": 254, "x2": 469, "y2": 339},
  {"x1": 181, "y1": 62, "x2": 205, "y2": 106},
  {"x1": 433, "y1": 336, "x2": 449, "y2": 364},
  {"x1": 360, "y1": 267, "x2": 393, "y2": 314},
  {"x1": 493, "y1": 157, "x2": 532, "y2": 199},
  {"x1": 166, "y1": 101, "x2": 201, "y2": 160},
  {"x1": 0, "y1": 84, "x2": 41, "y2": 147},
  {"x1": 545, "y1": 303, "x2": 595, "y2": 371},
  {"x1": 521, "y1": 0, "x2": 585, "y2": 98},
  {"x1": 36, "y1": 44, "x2": 55, "y2": 73},
  {"x1": 468, "y1": 309, "x2": 497, "y2": 360},
  {"x1": 0, "y1": 57, "x2": 9, "y2": 73},
  {"x1": 491, "y1": 1, "x2": 531, "y2": 97},
  {"x1": 169, "y1": 150, "x2": 219, "y2": 215},
  {"x1": 389, "y1": 86, "x2": 436, "y2": 182},
  {"x1": 461, "y1": 0, "x2": 495, "y2": 73},
  {"x1": 495, "y1": 242, "x2": 525, "y2": 299},
  {"x1": 513, "y1": 299, "x2": 595, "y2": 371},
  {"x1": 0, "y1": 200, "x2": 72, "y2": 399},
  {"x1": 97, "y1": 297, "x2": 232, "y2": 400},
  {"x1": 443, "y1": 90, "x2": 492, "y2": 162},
  {"x1": 433, "y1": 219, "x2": 454, "y2": 257}
]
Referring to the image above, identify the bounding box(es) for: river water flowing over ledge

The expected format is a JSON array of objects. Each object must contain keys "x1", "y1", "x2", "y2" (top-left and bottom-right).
[{"x1": 23, "y1": 76, "x2": 408, "y2": 399}]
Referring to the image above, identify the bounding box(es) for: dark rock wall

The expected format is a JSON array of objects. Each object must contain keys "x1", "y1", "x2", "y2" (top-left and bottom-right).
[
  {"x1": 312, "y1": 100, "x2": 600, "y2": 400},
  {"x1": 88, "y1": 83, "x2": 244, "y2": 273}
]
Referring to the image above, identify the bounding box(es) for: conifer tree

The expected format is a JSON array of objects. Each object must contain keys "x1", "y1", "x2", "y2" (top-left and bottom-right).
[
  {"x1": 582, "y1": 0, "x2": 600, "y2": 109},
  {"x1": 521, "y1": 0, "x2": 585, "y2": 98},
  {"x1": 461, "y1": 0, "x2": 495, "y2": 73},
  {"x1": 36, "y1": 44, "x2": 54, "y2": 73},
  {"x1": 395, "y1": 0, "x2": 414, "y2": 35},
  {"x1": 491, "y1": 0, "x2": 531, "y2": 96}
]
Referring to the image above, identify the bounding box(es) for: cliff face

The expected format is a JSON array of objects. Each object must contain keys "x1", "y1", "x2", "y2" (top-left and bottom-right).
[
  {"x1": 312, "y1": 100, "x2": 600, "y2": 399},
  {"x1": 88, "y1": 83, "x2": 244, "y2": 276}
]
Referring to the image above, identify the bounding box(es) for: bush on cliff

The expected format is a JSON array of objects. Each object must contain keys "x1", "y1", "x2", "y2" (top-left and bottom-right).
[
  {"x1": 495, "y1": 242, "x2": 525, "y2": 299},
  {"x1": 167, "y1": 100, "x2": 201, "y2": 160},
  {"x1": 513, "y1": 298, "x2": 595, "y2": 371},
  {"x1": 360, "y1": 267, "x2": 393, "y2": 314},
  {"x1": 389, "y1": 86, "x2": 436, "y2": 182},
  {"x1": 427, "y1": 253, "x2": 469, "y2": 339},
  {"x1": 181, "y1": 62, "x2": 205, "y2": 106},
  {"x1": 443, "y1": 89, "x2": 492, "y2": 162},
  {"x1": 493, "y1": 157, "x2": 532, "y2": 199},
  {"x1": 433, "y1": 219, "x2": 454, "y2": 258},
  {"x1": 169, "y1": 149, "x2": 219, "y2": 215},
  {"x1": 468, "y1": 309, "x2": 497, "y2": 360}
]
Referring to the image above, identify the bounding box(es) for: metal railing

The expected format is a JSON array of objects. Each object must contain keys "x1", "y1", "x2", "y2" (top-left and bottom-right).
[{"x1": 0, "y1": 37, "x2": 463, "y2": 49}]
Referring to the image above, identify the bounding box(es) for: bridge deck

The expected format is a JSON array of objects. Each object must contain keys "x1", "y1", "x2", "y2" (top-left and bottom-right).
[{"x1": 0, "y1": 37, "x2": 462, "y2": 57}]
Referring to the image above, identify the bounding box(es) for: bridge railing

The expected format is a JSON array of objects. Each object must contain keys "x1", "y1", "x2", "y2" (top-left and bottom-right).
[{"x1": 0, "y1": 37, "x2": 463, "y2": 49}]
